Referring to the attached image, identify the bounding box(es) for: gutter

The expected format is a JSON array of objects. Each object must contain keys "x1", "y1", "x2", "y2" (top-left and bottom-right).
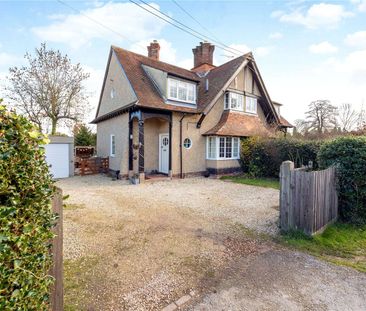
[{"x1": 179, "y1": 113, "x2": 187, "y2": 179}]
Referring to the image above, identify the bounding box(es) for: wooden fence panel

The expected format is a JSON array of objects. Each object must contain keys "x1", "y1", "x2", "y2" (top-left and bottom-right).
[
  {"x1": 50, "y1": 188, "x2": 63, "y2": 311},
  {"x1": 80, "y1": 157, "x2": 109, "y2": 176},
  {"x1": 280, "y1": 162, "x2": 338, "y2": 235}
]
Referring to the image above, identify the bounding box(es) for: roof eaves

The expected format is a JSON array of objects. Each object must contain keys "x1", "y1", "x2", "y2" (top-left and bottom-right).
[{"x1": 90, "y1": 101, "x2": 137, "y2": 124}]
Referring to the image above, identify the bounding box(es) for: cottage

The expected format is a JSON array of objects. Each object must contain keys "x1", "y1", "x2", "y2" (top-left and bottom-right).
[{"x1": 92, "y1": 41, "x2": 292, "y2": 181}]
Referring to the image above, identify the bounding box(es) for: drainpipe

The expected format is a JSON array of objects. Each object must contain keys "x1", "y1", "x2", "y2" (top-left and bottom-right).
[{"x1": 179, "y1": 114, "x2": 187, "y2": 179}]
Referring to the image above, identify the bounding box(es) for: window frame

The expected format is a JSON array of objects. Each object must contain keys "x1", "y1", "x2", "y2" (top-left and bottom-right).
[
  {"x1": 206, "y1": 136, "x2": 240, "y2": 160},
  {"x1": 245, "y1": 95, "x2": 257, "y2": 114},
  {"x1": 183, "y1": 138, "x2": 192, "y2": 149},
  {"x1": 167, "y1": 77, "x2": 196, "y2": 104},
  {"x1": 224, "y1": 91, "x2": 244, "y2": 111},
  {"x1": 110, "y1": 134, "x2": 116, "y2": 157}
]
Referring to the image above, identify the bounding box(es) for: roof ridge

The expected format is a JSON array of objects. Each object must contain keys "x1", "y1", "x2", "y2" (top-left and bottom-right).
[{"x1": 112, "y1": 45, "x2": 196, "y2": 77}]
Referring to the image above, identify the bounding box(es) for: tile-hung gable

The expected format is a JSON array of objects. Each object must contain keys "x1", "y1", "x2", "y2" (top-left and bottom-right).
[{"x1": 93, "y1": 40, "x2": 293, "y2": 182}]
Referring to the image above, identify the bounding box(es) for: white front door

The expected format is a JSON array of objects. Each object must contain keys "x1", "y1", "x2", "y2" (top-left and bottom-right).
[{"x1": 159, "y1": 133, "x2": 169, "y2": 174}]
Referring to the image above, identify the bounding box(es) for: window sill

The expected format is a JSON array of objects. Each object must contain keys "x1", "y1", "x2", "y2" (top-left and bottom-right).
[{"x1": 206, "y1": 158, "x2": 240, "y2": 161}]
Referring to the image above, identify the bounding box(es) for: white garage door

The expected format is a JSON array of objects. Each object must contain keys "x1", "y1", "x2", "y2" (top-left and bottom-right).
[{"x1": 45, "y1": 144, "x2": 69, "y2": 178}]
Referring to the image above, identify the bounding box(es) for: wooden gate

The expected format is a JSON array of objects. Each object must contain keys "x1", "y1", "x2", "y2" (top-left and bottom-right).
[{"x1": 280, "y1": 161, "x2": 338, "y2": 235}]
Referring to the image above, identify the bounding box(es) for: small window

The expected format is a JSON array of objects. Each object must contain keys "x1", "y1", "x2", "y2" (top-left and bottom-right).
[
  {"x1": 183, "y1": 138, "x2": 192, "y2": 149},
  {"x1": 110, "y1": 88, "x2": 116, "y2": 99},
  {"x1": 245, "y1": 96, "x2": 257, "y2": 114},
  {"x1": 110, "y1": 134, "x2": 116, "y2": 157}
]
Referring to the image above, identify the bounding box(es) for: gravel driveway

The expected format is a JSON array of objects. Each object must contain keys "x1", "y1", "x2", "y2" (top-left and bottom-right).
[{"x1": 58, "y1": 175, "x2": 366, "y2": 311}]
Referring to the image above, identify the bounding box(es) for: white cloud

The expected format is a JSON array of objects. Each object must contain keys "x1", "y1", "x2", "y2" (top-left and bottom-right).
[
  {"x1": 352, "y1": 0, "x2": 366, "y2": 12},
  {"x1": 32, "y1": 2, "x2": 166, "y2": 48},
  {"x1": 0, "y1": 52, "x2": 22, "y2": 67},
  {"x1": 255, "y1": 46, "x2": 273, "y2": 57},
  {"x1": 269, "y1": 32, "x2": 283, "y2": 40},
  {"x1": 345, "y1": 30, "x2": 366, "y2": 48},
  {"x1": 274, "y1": 3, "x2": 353, "y2": 29},
  {"x1": 309, "y1": 41, "x2": 338, "y2": 54}
]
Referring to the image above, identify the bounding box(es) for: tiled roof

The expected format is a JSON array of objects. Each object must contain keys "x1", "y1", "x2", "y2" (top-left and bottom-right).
[
  {"x1": 279, "y1": 116, "x2": 293, "y2": 127},
  {"x1": 112, "y1": 46, "x2": 198, "y2": 113},
  {"x1": 112, "y1": 46, "x2": 248, "y2": 114},
  {"x1": 197, "y1": 56, "x2": 246, "y2": 111},
  {"x1": 203, "y1": 111, "x2": 273, "y2": 137}
]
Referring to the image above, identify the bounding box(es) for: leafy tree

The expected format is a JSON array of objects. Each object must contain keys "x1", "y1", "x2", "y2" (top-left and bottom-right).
[
  {"x1": 73, "y1": 123, "x2": 96, "y2": 146},
  {"x1": 305, "y1": 100, "x2": 337, "y2": 134},
  {"x1": 6, "y1": 43, "x2": 90, "y2": 134}
]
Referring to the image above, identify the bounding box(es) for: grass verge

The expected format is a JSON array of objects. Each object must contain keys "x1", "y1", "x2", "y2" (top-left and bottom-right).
[
  {"x1": 221, "y1": 175, "x2": 279, "y2": 190},
  {"x1": 281, "y1": 223, "x2": 366, "y2": 273}
]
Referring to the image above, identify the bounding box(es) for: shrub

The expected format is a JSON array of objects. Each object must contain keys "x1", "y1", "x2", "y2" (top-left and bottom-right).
[
  {"x1": 73, "y1": 123, "x2": 96, "y2": 146},
  {"x1": 0, "y1": 103, "x2": 56, "y2": 310},
  {"x1": 240, "y1": 137, "x2": 323, "y2": 178},
  {"x1": 318, "y1": 136, "x2": 366, "y2": 224}
]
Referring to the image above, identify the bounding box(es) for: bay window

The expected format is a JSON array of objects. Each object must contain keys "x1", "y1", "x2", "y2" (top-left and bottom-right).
[
  {"x1": 225, "y1": 92, "x2": 244, "y2": 111},
  {"x1": 167, "y1": 78, "x2": 196, "y2": 104},
  {"x1": 206, "y1": 136, "x2": 240, "y2": 160}
]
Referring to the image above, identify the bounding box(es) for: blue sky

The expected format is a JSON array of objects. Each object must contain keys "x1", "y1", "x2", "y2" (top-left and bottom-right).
[{"x1": 1, "y1": 0, "x2": 366, "y2": 124}]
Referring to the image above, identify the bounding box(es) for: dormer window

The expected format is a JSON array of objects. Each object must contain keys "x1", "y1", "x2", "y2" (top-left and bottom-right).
[
  {"x1": 224, "y1": 92, "x2": 244, "y2": 111},
  {"x1": 167, "y1": 78, "x2": 196, "y2": 104}
]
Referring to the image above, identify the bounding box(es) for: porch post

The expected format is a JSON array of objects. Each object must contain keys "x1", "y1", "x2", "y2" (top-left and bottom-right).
[
  {"x1": 168, "y1": 120, "x2": 173, "y2": 178},
  {"x1": 128, "y1": 117, "x2": 133, "y2": 177},
  {"x1": 138, "y1": 120, "x2": 145, "y2": 181}
]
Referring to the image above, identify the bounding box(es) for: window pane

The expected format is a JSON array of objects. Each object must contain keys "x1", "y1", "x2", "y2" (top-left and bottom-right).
[
  {"x1": 169, "y1": 80, "x2": 177, "y2": 98},
  {"x1": 225, "y1": 137, "x2": 232, "y2": 158},
  {"x1": 219, "y1": 137, "x2": 225, "y2": 158},
  {"x1": 178, "y1": 81, "x2": 187, "y2": 101},
  {"x1": 246, "y1": 96, "x2": 257, "y2": 113},
  {"x1": 187, "y1": 84, "x2": 195, "y2": 102},
  {"x1": 231, "y1": 93, "x2": 238, "y2": 109},
  {"x1": 233, "y1": 138, "x2": 239, "y2": 158},
  {"x1": 225, "y1": 93, "x2": 230, "y2": 109},
  {"x1": 208, "y1": 137, "x2": 216, "y2": 159}
]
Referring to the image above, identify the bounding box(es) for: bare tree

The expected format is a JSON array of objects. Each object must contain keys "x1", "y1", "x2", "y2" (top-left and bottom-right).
[
  {"x1": 6, "y1": 43, "x2": 90, "y2": 134},
  {"x1": 305, "y1": 100, "x2": 338, "y2": 134},
  {"x1": 293, "y1": 119, "x2": 309, "y2": 135},
  {"x1": 338, "y1": 103, "x2": 358, "y2": 132},
  {"x1": 356, "y1": 104, "x2": 366, "y2": 131}
]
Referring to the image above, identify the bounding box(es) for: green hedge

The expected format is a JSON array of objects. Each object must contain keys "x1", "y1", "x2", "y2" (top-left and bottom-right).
[
  {"x1": 240, "y1": 137, "x2": 323, "y2": 178},
  {"x1": 0, "y1": 104, "x2": 56, "y2": 310},
  {"x1": 318, "y1": 136, "x2": 366, "y2": 224}
]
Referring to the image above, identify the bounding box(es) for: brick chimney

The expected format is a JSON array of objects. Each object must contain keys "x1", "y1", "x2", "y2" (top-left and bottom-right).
[
  {"x1": 147, "y1": 40, "x2": 160, "y2": 61},
  {"x1": 192, "y1": 42, "x2": 215, "y2": 72}
]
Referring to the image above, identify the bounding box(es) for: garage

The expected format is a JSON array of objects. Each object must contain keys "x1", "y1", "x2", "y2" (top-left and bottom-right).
[{"x1": 44, "y1": 136, "x2": 74, "y2": 179}]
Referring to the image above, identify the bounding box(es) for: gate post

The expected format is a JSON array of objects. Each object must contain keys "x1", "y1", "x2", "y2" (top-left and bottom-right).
[{"x1": 280, "y1": 161, "x2": 294, "y2": 231}]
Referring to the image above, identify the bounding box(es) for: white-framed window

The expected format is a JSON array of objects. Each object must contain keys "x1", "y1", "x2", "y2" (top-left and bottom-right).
[
  {"x1": 183, "y1": 138, "x2": 192, "y2": 149},
  {"x1": 224, "y1": 92, "x2": 244, "y2": 111},
  {"x1": 245, "y1": 96, "x2": 257, "y2": 114},
  {"x1": 110, "y1": 134, "x2": 116, "y2": 157},
  {"x1": 206, "y1": 136, "x2": 240, "y2": 160},
  {"x1": 167, "y1": 78, "x2": 196, "y2": 104}
]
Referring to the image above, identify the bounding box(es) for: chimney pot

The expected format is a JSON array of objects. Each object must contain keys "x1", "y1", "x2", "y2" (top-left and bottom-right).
[{"x1": 147, "y1": 40, "x2": 160, "y2": 61}]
